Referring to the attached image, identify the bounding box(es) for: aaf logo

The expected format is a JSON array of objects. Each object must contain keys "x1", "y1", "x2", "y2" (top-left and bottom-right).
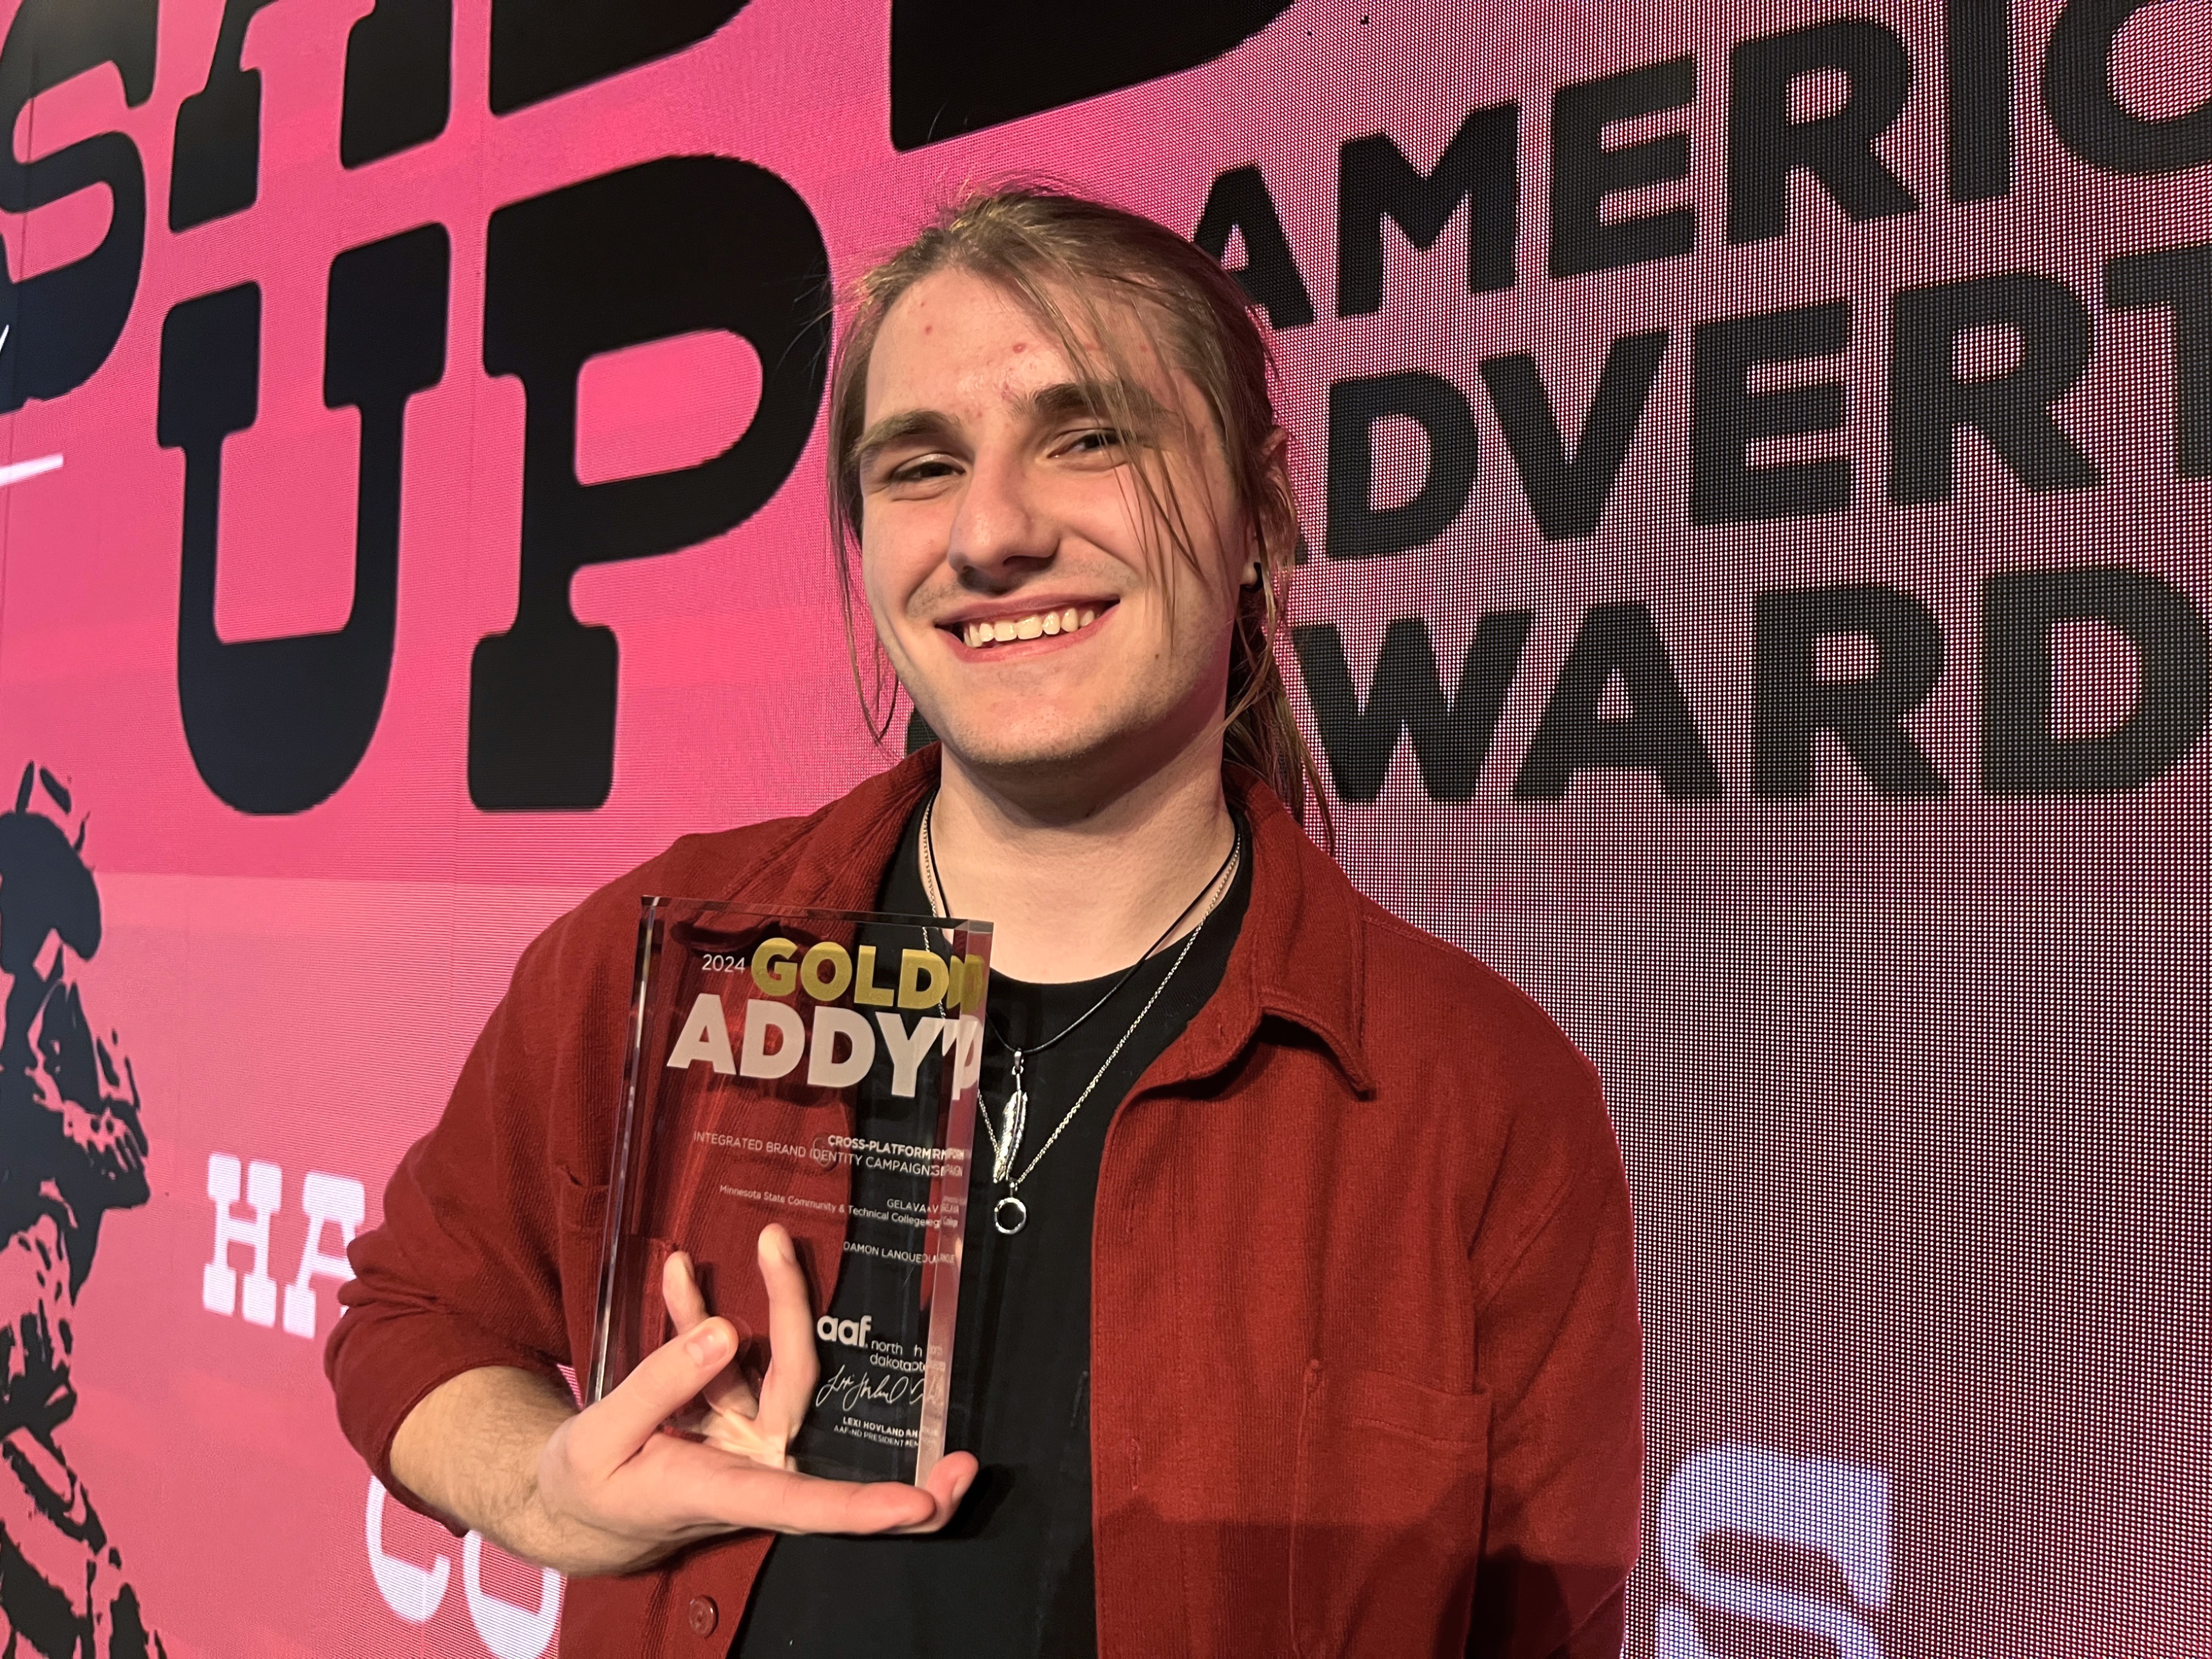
[{"x1": 816, "y1": 1313, "x2": 872, "y2": 1350}]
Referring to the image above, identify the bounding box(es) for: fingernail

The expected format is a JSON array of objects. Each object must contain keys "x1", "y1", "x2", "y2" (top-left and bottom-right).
[
  {"x1": 688, "y1": 1325, "x2": 729, "y2": 1364},
  {"x1": 770, "y1": 1229, "x2": 795, "y2": 1266}
]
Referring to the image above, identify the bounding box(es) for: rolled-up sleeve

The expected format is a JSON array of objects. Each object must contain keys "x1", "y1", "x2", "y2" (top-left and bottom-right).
[{"x1": 324, "y1": 919, "x2": 595, "y2": 1525}]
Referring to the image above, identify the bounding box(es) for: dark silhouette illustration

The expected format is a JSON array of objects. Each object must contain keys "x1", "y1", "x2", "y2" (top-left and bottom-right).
[{"x1": 0, "y1": 765, "x2": 161, "y2": 1657}]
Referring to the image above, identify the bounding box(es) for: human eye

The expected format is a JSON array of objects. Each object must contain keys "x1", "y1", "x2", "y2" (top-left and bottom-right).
[
  {"x1": 881, "y1": 453, "x2": 962, "y2": 489},
  {"x1": 1054, "y1": 426, "x2": 1127, "y2": 464}
]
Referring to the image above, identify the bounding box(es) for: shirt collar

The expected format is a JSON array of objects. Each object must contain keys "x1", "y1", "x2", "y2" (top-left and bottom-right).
[{"x1": 736, "y1": 746, "x2": 1373, "y2": 1096}]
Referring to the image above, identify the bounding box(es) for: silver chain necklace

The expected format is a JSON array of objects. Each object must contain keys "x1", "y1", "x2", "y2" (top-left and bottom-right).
[{"x1": 919, "y1": 796, "x2": 1240, "y2": 1235}]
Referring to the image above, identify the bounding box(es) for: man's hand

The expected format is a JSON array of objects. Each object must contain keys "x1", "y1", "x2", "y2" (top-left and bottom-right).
[{"x1": 390, "y1": 1223, "x2": 976, "y2": 1578}]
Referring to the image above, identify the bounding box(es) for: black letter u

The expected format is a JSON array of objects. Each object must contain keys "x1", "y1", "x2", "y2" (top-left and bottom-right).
[{"x1": 157, "y1": 226, "x2": 448, "y2": 815}]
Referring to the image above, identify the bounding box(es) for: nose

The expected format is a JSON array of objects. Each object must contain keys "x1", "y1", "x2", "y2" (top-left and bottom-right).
[{"x1": 945, "y1": 445, "x2": 1053, "y2": 587}]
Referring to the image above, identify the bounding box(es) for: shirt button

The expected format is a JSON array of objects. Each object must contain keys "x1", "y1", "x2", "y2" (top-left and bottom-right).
[{"x1": 687, "y1": 1595, "x2": 718, "y2": 1637}]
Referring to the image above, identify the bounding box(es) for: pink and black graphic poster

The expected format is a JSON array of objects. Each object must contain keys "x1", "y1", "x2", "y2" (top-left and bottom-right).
[{"x1": 0, "y1": 0, "x2": 2201, "y2": 1651}]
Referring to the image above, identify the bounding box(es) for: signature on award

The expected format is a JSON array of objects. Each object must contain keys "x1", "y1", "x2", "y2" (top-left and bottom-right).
[{"x1": 815, "y1": 1363, "x2": 928, "y2": 1415}]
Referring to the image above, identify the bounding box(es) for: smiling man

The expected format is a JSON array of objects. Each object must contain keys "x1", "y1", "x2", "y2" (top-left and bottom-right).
[{"x1": 327, "y1": 188, "x2": 1642, "y2": 1657}]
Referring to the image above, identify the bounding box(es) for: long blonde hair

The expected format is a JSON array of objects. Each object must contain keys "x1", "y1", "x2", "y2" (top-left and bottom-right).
[{"x1": 825, "y1": 185, "x2": 1329, "y2": 843}]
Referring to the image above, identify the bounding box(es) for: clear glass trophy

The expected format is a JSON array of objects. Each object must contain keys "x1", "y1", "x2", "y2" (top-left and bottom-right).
[{"x1": 587, "y1": 898, "x2": 990, "y2": 1485}]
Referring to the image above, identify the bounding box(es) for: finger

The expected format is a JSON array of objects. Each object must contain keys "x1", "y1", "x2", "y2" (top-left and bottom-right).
[
  {"x1": 709, "y1": 1360, "x2": 761, "y2": 1425},
  {"x1": 613, "y1": 1432, "x2": 941, "y2": 1536},
  {"x1": 886, "y1": 1451, "x2": 979, "y2": 1536},
  {"x1": 663, "y1": 1251, "x2": 758, "y2": 1420},
  {"x1": 676, "y1": 1452, "x2": 946, "y2": 1537},
  {"x1": 568, "y1": 1314, "x2": 739, "y2": 1479},
  {"x1": 662, "y1": 1251, "x2": 707, "y2": 1332},
  {"x1": 753, "y1": 1224, "x2": 820, "y2": 1446}
]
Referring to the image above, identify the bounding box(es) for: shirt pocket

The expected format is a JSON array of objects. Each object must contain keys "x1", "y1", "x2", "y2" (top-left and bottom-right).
[
  {"x1": 1290, "y1": 1363, "x2": 1491, "y2": 1659},
  {"x1": 552, "y1": 1168, "x2": 610, "y2": 1377},
  {"x1": 554, "y1": 1165, "x2": 608, "y2": 1234}
]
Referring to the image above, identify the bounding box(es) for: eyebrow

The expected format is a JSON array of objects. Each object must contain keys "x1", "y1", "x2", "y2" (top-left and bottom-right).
[
  {"x1": 1024, "y1": 377, "x2": 1175, "y2": 430},
  {"x1": 850, "y1": 409, "x2": 955, "y2": 475},
  {"x1": 852, "y1": 377, "x2": 1178, "y2": 476}
]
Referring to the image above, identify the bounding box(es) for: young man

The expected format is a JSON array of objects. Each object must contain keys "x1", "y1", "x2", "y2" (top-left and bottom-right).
[{"x1": 328, "y1": 189, "x2": 1641, "y2": 1656}]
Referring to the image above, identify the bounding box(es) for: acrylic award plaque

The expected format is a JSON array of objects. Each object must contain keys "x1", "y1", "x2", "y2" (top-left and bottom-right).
[{"x1": 588, "y1": 898, "x2": 990, "y2": 1486}]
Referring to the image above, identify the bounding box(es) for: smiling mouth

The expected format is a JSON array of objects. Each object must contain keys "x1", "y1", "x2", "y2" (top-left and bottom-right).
[{"x1": 951, "y1": 605, "x2": 1105, "y2": 650}]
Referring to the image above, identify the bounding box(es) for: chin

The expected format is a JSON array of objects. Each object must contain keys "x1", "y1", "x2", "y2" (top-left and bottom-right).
[
  {"x1": 926, "y1": 705, "x2": 1135, "y2": 776},
  {"x1": 937, "y1": 726, "x2": 1104, "y2": 775}
]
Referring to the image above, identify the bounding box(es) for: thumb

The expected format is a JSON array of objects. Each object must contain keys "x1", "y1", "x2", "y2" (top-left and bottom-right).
[{"x1": 568, "y1": 1316, "x2": 737, "y2": 1477}]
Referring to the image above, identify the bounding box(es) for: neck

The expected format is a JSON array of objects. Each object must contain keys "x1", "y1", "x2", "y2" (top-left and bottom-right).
[{"x1": 926, "y1": 727, "x2": 1237, "y2": 984}]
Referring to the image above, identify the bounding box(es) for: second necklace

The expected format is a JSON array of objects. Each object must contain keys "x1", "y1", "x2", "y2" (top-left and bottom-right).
[{"x1": 918, "y1": 795, "x2": 1241, "y2": 1235}]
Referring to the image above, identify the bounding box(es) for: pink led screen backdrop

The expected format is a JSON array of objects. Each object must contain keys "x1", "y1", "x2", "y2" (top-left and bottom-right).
[{"x1": 0, "y1": 0, "x2": 2201, "y2": 1651}]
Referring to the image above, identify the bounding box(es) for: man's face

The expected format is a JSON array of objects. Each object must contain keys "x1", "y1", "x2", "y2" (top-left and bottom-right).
[{"x1": 855, "y1": 267, "x2": 1246, "y2": 787}]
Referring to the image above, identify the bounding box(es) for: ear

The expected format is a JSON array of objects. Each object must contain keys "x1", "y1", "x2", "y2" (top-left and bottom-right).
[{"x1": 1241, "y1": 557, "x2": 1262, "y2": 588}]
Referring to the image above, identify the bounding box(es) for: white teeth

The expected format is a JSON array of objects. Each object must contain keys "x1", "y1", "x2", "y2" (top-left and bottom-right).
[{"x1": 959, "y1": 606, "x2": 1104, "y2": 648}]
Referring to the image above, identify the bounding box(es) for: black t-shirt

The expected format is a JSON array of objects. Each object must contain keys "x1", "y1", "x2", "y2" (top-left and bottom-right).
[{"x1": 733, "y1": 802, "x2": 1251, "y2": 1658}]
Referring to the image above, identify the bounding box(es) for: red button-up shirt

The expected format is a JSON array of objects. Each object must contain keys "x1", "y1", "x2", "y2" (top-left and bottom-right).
[{"x1": 328, "y1": 752, "x2": 1642, "y2": 1657}]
